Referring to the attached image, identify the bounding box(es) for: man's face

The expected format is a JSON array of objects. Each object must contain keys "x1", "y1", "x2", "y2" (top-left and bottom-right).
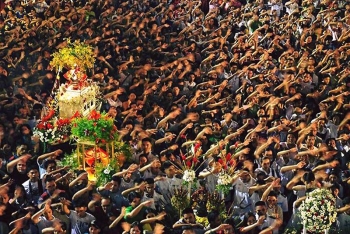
[
  {"x1": 261, "y1": 159, "x2": 271, "y2": 170},
  {"x1": 240, "y1": 172, "x2": 251, "y2": 183},
  {"x1": 255, "y1": 205, "x2": 267, "y2": 217},
  {"x1": 75, "y1": 206, "x2": 87, "y2": 217},
  {"x1": 17, "y1": 161, "x2": 27, "y2": 173},
  {"x1": 145, "y1": 183, "x2": 154, "y2": 194},
  {"x1": 46, "y1": 181, "x2": 56, "y2": 193},
  {"x1": 101, "y1": 199, "x2": 111, "y2": 214},
  {"x1": 306, "y1": 135, "x2": 316, "y2": 147},
  {"x1": 111, "y1": 180, "x2": 119, "y2": 192},
  {"x1": 27, "y1": 169, "x2": 39, "y2": 182},
  {"x1": 165, "y1": 165, "x2": 176, "y2": 177},
  {"x1": 183, "y1": 213, "x2": 195, "y2": 224},
  {"x1": 46, "y1": 163, "x2": 56, "y2": 172}
]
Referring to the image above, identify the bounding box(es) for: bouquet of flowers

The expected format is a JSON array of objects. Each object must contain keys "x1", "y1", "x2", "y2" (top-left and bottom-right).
[
  {"x1": 207, "y1": 192, "x2": 226, "y2": 218},
  {"x1": 183, "y1": 169, "x2": 196, "y2": 183},
  {"x1": 171, "y1": 187, "x2": 190, "y2": 217},
  {"x1": 299, "y1": 188, "x2": 337, "y2": 233},
  {"x1": 33, "y1": 116, "x2": 71, "y2": 144},
  {"x1": 216, "y1": 172, "x2": 232, "y2": 195},
  {"x1": 71, "y1": 110, "x2": 118, "y2": 144}
]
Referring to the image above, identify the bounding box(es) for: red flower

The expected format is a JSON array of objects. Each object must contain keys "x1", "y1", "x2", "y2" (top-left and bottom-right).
[
  {"x1": 186, "y1": 160, "x2": 192, "y2": 168},
  {"x1": 226, "y1": 153, "x2": 232, "y2": 162},
  {"x1": 194, "y1": 142, "x2": 201, "y2": 152},
  {"x1": 89, "y1": 110, "x2": 101, "y2": 120},
  {"x1": 101, "y1": 139, "x2": 106, "y2": 144},
  {"x1": 193, "y1": 157, "x2": 198, "y2": 163},
  {"x1": 181, "y1": 155, "x2": 186, "y2": 161},
  {"x1": 93, "y1": 122, "x2": 97, "y2": 126},
  {"x1": 47, "y1": 123, "x2": 54, "y2": 129},
  {"x1": 37, "y1": 122, "x2": 45, "y2": 130},
  {"x1": 42, "y1": 109, "x2": 55, "y2": 122},
  {"x1": 71, "y1": 111, "x2": 81, "y2": 119},
  {"x1": 218, "y1": 158, "x2": 224, "y2": 165}
]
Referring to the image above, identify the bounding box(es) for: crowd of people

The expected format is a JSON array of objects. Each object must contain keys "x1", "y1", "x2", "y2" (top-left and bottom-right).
[{"x1": 1, "y1": 0, "x2": 350, "y2": 233}]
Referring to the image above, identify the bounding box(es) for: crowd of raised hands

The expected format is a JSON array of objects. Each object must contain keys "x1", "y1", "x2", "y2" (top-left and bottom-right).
[{"x1": 2, "y1": 0, "x2": 350, "y2": 233}]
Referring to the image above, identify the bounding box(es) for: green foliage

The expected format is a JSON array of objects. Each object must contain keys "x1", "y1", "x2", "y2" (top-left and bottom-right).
[
  {"x1": 94, "y1": 157, "x2": 119, "y2": 187},
  {"x1": 58, "y1": 152, "x2": 79, "y2": 170},
  {"x1": 70, "y1": 111, "x2": 118, "y2": 144}
]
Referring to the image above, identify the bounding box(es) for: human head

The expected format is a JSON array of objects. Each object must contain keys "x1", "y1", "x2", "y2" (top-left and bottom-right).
[
  {"x1": 89, "y1": 220, "x2": 101, "y2": 234},
  {"x1": 16, "y1": 160, "x2": 27, "y2": 174},
  {"x1": 45, "y1": 176, "x2": 57, "y2": 194},
  {"x1": 144, "y1": 178, "x2": 155, "y2": 195},
  {"x1": 129, "y1": 221, "x2": 142, "y2": 234},
  {"x1": 111, "y1": 175, "x2": 121, "y2": 192},
  {"x1": 207, "y1": 210, "x2": 221, "y2": 228},
  {"x1": 44, "y1": 159, "x2": 57, "y2": 172},
  {"x1": 128, "y1": 192, "x2": 142, "y2": 208},
  {"x1": 27, "y1": 165, "x2": 39, "y2": 182},
  {"x1": 182, "y1": 208, "x2": 195, "y2": 224},
  {"x1": 74, "y1": 200, "x2": 88, "y2": 218},
  {"x1": 255, "y1": 201, "x2": 267, "y2": 217}
]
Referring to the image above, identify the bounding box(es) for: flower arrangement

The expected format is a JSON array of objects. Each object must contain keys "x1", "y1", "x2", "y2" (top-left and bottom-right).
[
  {"x1": 216, "y1": 172, "x2": 232, "y2": 195},
  {"x1": 70, "y1": 110, "x2": 118, "y2": 144},
  {"x1": 299, "y1": 188, "x2": 337, "y2": 233},
  {"x1": 207, "y1": 192, "x2": 227, "y2": 220},
  {"x1": 50, "y1": 40, "x2": 95, "y2": 72},
  {"x1": 94, "y1": 157, "x2": 119, "y2": 186},
  {"x1": 183, "y1": 169, "x2": 196, "y2": 183},
  {"x1": 33, "y1": 110, "x2": 71, "y2": 144},
  {"x1": 171, "y1": 187, "x2": 190, "y2": 217}
]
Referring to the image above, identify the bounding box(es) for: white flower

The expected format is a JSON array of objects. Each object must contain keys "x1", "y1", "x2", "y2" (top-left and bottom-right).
[
  {"x1": 300, "y1": 188, "x2": 337, "y2": 232},
  {"x1": 183, "y1": 170, "x2": 196, "y2": 182},
  {"x1": 104, "y1": 169, "x2": 110, "y2": 174},
  {"x1": 217, "y1": 173, "x2": 232, "y2": 185}
]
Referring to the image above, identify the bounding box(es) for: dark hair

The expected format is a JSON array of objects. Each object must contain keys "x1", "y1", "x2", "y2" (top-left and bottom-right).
[
  {"x1": 207, "y1": 210, "x2": 220, "y2": 223},
  {"x1": 43, "y1": 159, "x2": 56, "y2": 170},
  {"x1": 112, "y1": 175, "x2": 121, "y2": 184},
  {"x1": 142, "y1": 137, "x2": 152, "y2": 143},
  {"x1": 268, "y1": 191, "x2": 278, "y2": 198},
  {"x1": 242, "y1": 212, "x2": 255, "y2": 226},
  {"x1": 130, "y1": 221, "x2": 142, "y2": 232},
  {"x1": 74, "y1": 199, "x2": 88, "y2": 208},
  {"x1": 26, "y1": 165, "x2": 39, "y2": 173},
  {"x1": 128, "y1": 192, "x2": 142, "y2": 203},
  {"x1": 255, "y1": 201, "x2": 266, "y2": 207},
  {"x1": 44, "y1": 175, "x2": 55, "y2": 184},
  {"x1": 303, "y1": 171, "x2": 315, "y2": 183},
  {"x1": 144, "y1": 177, "x2": 155, "y2": 184},
  {"x1": 182, "y1": 207, "x2": 194, "y2": 215}
]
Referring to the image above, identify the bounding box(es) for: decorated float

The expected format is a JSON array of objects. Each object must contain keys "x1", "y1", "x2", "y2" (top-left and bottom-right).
[{"x1": 33, "y1": 40, "x2": 131, "y2": 185}]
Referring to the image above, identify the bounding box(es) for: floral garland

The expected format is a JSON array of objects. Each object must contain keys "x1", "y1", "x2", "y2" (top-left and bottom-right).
[
  {"x1": 94, "y1": 157, "x2": 119, "y2": 186},
  {"x1": 299, "y1": 188, "x2": 337, "y2": 233},
  {"x1": 50, "y1": 40, "x2": 95, "y2": 72},
  {"x1": 71, "y1": 110, "x2": 118, "y2": 144}
]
